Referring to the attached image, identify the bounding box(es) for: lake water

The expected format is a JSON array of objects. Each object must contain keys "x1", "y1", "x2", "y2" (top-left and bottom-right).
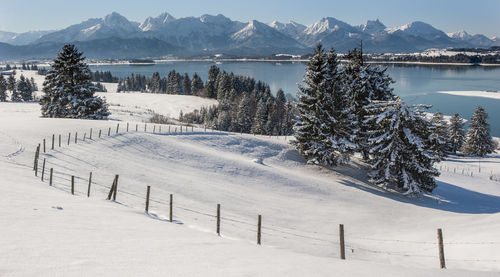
[{"x1": 90, "y1": 62, "x2": 500, "y2": 136}]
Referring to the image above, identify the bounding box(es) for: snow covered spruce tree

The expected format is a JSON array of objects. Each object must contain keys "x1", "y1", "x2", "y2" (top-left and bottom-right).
[
  {"x1": 40, "y1": 44, "x2": 109, "y2": 119},
  {"x1": 343, "y1": 44, "x2": 395, "y2": 160},
  {"x1": 365, "y1": 98, "x2": 440, "y2": 196},
  {"x1": 462, "y1": 106, "x2": 494, "y2": 157},
  {"x1": 428, "y1": 111, "x2": 449, "y2": 159},
  {"x1": 448, "y1": 113, "x2": 465, "y2": 154},
  {"x1": 294, "y1": 44, "x2": 357, "y2": 165},
  {"x1": 0, "y1": 75, "x2": 8, "y2": 102}
]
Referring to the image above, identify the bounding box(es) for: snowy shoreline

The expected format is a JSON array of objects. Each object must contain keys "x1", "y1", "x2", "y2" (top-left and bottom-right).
[{"x1": 437, "y1": 90, "x2": 500, "y2": 100}]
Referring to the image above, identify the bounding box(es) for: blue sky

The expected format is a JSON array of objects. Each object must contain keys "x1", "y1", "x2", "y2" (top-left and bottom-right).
[{"x1": 1, "y1": 0, "x2": 499, "y2": 37}]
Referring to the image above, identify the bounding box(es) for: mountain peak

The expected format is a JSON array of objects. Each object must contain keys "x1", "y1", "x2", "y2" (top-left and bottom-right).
[
  {"x1": 140, "y1": 12, "x2": 176, "y2": 31},
  {"x1": 305, "y1": 17, "x2": 353, "y2": 35},
  {"x1": 447, "y1": 30, "x2": 471, "y2": 39},
  {"x1": 361, "y1": 19, "x2": 386, "y2": 34},
  {"x1": 199, "y1": 14, "x2": 231, "y2": 24}
]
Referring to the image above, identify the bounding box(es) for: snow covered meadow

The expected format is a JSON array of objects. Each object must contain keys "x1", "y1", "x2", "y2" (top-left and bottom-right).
[{"x1": 1, "y1": 70, "x2": 500, "y2": 276}]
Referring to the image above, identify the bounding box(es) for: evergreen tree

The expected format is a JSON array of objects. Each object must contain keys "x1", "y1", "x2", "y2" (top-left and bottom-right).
[
  {"x1": 149, "y1": 72, "x2": 162, "y2": 93},
  {"x1": 252, "y1": 100, "x2": 268, "y2": 134},
  {"x1": 236, "y1": 94, "x2": 253, "y2": 133},
  {"x1": 191, "y1": 73, "x2": 204, "y2": 95},
  {"x1": 217, "y1": 100, "x2": 232, "y2": 131},
  {"x1": 429, "y1": 111, "x2": 449, "y2": 159},
  {"x1": 282, "y1": 100, "x2": 295, "y2": 135},
  {"x1": 293, "y1": 44, "x2": 327, "y2": 164},
  {"x1": 365, "y1": 98, "x2": 440, "y2": 196},
  {"x1": 17, "y1": 75, "x2": 33, "y2": 101},
  {"x1": 7, "y1": 75, "x2": 16, "y2": 92},
  {"x1": 321, "y1": 48, "x2": 358, "y2": 165},
  {"x1": 40, "y1": 44, "x2": 109, "y2": 119},
  {"x1": 0, "y1": 75, "x2": 7, "y2": 102},
  {"x1": 448, "y1": 113, "x2": 465, "y2": 154},
  {"x1": 462, "y1": 106, "x2": 494, "y2": 157},
  {"x1": 182, "y1": 73, "x2": 191, "y2": 95},
  {"x1": 344, "y1": 45, "x2": 394, "y2": 160},
  {"x1": 205, "y1": 65, "x2": 220, "y2": 98}
]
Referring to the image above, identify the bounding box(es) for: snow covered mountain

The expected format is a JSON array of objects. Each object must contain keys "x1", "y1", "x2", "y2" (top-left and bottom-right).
[
  {"x1": 387, "y1": 21, "x2": 449, "y2": 40},
  {"x1": 1, "y1": 12, "x2": 498, "y2": 60},
  {"x1": 139, "y1": 12, "x2": 176, "y2": 32},
  {"x1": 0, "y1": 30, "x2": 54, "y2": 45},
  {"x1": 268, "y1": 20, "x2": 306, "y2": 39},
  {"x1": 230, "y1": 20, "x2": 305, "y2": 52},
  {"x1": 35, "y1": 12, "x2": 141, "y2": 43},
  {"x1": 448, "y1": 30, "x2": 498, "y2": 47}
]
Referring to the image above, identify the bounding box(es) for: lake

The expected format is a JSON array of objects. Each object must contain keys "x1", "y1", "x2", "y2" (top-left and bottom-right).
[{"x1": 89, "y1": 62, "x2": 500, "y2": 136}]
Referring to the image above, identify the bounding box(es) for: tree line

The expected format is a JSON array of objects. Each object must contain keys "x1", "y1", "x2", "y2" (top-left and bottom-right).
[{"x1": 0, "y1": 72, "x2": 38, "y2": 102}]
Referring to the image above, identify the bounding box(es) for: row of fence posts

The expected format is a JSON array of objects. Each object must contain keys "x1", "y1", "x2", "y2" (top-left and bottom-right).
[{"x1": 32, "y1": 123, "x2": 448, "y2": 269}]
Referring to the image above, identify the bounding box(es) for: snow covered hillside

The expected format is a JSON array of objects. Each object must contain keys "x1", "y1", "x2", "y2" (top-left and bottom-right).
[{"x1": 1, "y1": 98, "x2": 499, "y2": 276}]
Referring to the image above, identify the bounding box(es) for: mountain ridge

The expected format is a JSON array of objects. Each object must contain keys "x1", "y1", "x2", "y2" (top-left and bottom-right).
[{"x1": 1, "y1": 12, "x2": 499, "y2": 60}]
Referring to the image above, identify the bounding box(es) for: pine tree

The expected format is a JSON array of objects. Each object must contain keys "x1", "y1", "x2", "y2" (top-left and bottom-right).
[
  {"x1": 0, "y1": 75, "x2": 7, "y2": 102},
  {"x1": 344, "y1": 45, "x2": 394, "y2": 160},
  {"x1": 282, "y1": 100, "x2": 295, "y2": 135},
  {"x1": 191, "y1": 73, "x2": 204, "y2": 96},
  {"x1": 182, "y1": 73, "x2": 191, "y2": 95},
  {"x1": 365, "y1": 98, "x2": 440, "y2": 196},
  {"x1": 217, "y1": 100, "x2": 232, "y2": 131},
  {"x1": 252, "y1": 100, "x2": 268, "y2": 135},
  {"x1": 205, "y1": 65, "x2": 220, "y2": 98},
  {"x1": 149, "y1": 72, "x2": 162, "y2": 93},
  {"x1": 448, "y1": 113, "x2": 465, "y2": 154},
  {"x1": 40, "y1": 44, "x2": 109, "y2": 119},
  {"x1": 236, "y1": 94, "x2": 253, "y2": 133},
  {"x1": 293, "y1": 44, "x2": 327, "y2": 164},
  {"x1": 462, "y1": 106, "x2": 494, "y2": 157},
  {"x1": 321, "y1": 48, "x2": 358, "y2": 165},
  {"x1": 428, "y1": 111, "x2": 449, "y2": 159},
  {"x1": 17, "y1": 75, "x2": 33, "y2": 101}
]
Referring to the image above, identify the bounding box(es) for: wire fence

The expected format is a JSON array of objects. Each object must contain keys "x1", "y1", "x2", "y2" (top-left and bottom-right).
[{"x1": 26, "y1": 121, "x2": 500, "y2": 270}]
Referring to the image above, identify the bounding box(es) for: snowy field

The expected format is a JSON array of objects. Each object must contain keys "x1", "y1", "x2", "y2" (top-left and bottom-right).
[
  {"x1": 437, "y1": 90, "x2": 500, "y2": 100},
  {"x1": 1, "y1": 71, "x2": 500, "y2": 276}
]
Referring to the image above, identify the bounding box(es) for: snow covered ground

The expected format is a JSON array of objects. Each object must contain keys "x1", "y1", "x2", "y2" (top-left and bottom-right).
[
  {"x1": 1, "y1": 70, "x2": 500, "y2": 276},
  {"x1": 1, "y1": 99, "x2": 500, "y2": 276},
  {"x1": 437, "y1": 90, "x2": 500, "y2": 100}
]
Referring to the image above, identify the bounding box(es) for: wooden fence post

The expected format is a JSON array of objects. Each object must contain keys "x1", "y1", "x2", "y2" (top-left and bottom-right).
[
  {"x1": 41, "y1": 158, "x2": 46, "y2": 181},
  {"x1": 71, "y1": 176, "x2": 75, "y2": 195},
  {"x1": 49, "y1": 168, "x2": 53, "y2": 186},
  {"x1": 43, "y1": 139, "x2": 46, "y2": 153},
  {"x1": 339, "y1": 224, "x2": 346, "y2": 260},
  {"x1": 99, "y1": 129, "x2": 102, "y2": 138},
  {"x1": 217, "y1": 204, "x2": 221, "y2": 236},
  {"x1": 169, "y1": 126, "x2": 171, "y2": 133},
  {"x1": 145, "y1": 186, "x2": 151, "y2": 213},
  {"x1": 144, "y1": 124, "x2": 147, "y2": 132},
  {"x1": 127, "y1": 122, "x2": 129, "y2": 132},
  {"x1": 257, "y1": 215, "x2": 262, "y2": 245},
  {"x1": 90, "y1": 128, "x2": 92, "y2": 139},
  {"x1": 169, "y1": 194, "x2": 173, "y2": 222},
  {"x1": 107, "y1": 177, "x2": 116, "y2": 200},
  {"x1": 75, "y1": 132, "x2": 78, "y2": 144},
  {"x1": 83, "y1": 133, "x2": 86, "y2": 141},
  {"x1": 87, "y1": 172, "x2": 92, "y2": 197},
  {"x1": 58, "y1": 134, "x2": 61, "y2": 147},
  {"x1": 136, "y1": 124, "x2": 138, "y2": 131},
  {"x1": 438, "y1": 228, "x2": 446, "y2": 269},
  {"x1": 68, "y1": 133, "x2": 71, "y2": 145},
  {"x1": 108, "y1": 127, "x2": 111, "y2": 136},
  {"x1": 153, "y1": 125, "x2": 156, "y2": 133},
  {"x1": 51, "y1": 134, "x2": 54, "y2": 150},
  {"x1": 116, "y1": 123, "x2": 119, "y2": 134},
  {"x1": 112, "y1": 175, "x2": 119, "y2": 201},
  {"x1": 33, "y1": 146, "x2": 38, "y2": 171}
]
